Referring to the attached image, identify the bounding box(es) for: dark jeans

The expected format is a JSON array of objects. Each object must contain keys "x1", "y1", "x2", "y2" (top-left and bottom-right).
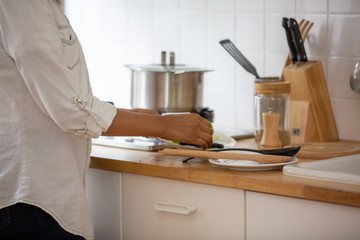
[{"x1": 0, "y1": 203, "x2": 85, "y2": 240}]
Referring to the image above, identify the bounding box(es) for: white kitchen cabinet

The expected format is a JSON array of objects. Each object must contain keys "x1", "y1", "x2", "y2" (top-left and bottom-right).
[
  {"x1": 122, "y1": 173, "x2": 246, "y2": 240},
  {"x1": 246, "y1": 191, "x2": 360, "y2": 240},
  {"x1": 86, "y1": 169, "x2": 122, "y2": 240},
  {"x1": 86, "y1": 168, "x2": 360, "y2": 240}
]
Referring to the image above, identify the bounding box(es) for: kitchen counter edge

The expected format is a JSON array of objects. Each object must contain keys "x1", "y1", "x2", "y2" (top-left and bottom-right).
[{"x1": 89, "y1": 140, "x2": 360, "y2": 208}]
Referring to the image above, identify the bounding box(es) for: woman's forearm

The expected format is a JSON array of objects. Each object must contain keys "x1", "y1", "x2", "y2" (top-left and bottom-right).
[
  {"x1": 103, "y1": 108, "x2": 162, "y2": 137},
  {"x1": 103, "y1": 108, "x2": 213, "y2": 149}
]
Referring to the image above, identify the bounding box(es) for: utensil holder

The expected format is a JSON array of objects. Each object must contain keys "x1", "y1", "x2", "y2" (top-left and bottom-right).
[{"x1": 283, "y1": 61, "x2": 338, "y2": 144}]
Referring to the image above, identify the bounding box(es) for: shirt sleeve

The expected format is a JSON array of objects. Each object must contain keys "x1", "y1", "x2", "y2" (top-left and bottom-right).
[{"x1": 0, "y1": 0, "x2": 116, "y2": 138}]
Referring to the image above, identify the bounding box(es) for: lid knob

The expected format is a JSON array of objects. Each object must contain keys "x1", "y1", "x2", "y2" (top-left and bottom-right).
[
  {"x1": 170, "y1": 52, "x2": 175, "y2": 66},
  {"x1": 161, "y1": 51, "x2": 176, "y2": 66},
  {"x1": 161, "y1": 51, "x2": 166, "y2": 65}
]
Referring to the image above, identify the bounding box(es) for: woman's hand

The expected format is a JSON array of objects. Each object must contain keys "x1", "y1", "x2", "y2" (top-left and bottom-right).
[{"x1": 159, "y1": 113, "x2": 213, "y2": 149}]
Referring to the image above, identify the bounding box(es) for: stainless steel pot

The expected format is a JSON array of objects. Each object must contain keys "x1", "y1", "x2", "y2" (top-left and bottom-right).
[{"x1": 126, "y1": 52, "x2": 211, "y2": 113}]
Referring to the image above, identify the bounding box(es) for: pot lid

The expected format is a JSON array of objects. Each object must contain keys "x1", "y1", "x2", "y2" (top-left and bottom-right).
[
  {"x1": 126, "y1": 51, "x2": 211, "y2": 73},
  {"x1": 125, "y1": 64, "x2": 211, "y2": 73}
]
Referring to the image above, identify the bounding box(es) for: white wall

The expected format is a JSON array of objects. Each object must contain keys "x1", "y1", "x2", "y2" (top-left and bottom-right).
[{"x1": 64, "y1": 0, "x2": 360, "y2": 141}]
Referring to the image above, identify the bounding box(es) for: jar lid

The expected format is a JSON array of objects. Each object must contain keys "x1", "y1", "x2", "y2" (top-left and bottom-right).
[{"x1": 255, "y1": 81, "x2": 291, "y2": 94}]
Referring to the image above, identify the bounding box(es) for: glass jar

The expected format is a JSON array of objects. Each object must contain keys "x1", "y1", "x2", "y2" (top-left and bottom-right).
[{"x1": 254, "y1": 79, "x2": 291, "y2": 149}]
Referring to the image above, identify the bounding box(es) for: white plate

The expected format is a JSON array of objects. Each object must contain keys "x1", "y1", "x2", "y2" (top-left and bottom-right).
[
  {"x1": 158, "y1": 131, "x2": 236, "y2": 150},
  {"x1": 209, "y1": 157, "x2": 298, "y2": 171}
]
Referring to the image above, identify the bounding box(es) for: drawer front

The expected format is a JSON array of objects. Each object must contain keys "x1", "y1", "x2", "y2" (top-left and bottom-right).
[
  {"x1": 246, "y1": 191, "x2": 360, "y2": 240},
  {"x1": 122, "y1": 173, "x2": 245, "y2": 240}
]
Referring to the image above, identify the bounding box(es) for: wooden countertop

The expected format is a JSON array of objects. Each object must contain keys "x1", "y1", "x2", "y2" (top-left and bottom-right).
[{"x1": 90, "y1": 138, "x2": 360, "y2": 208}]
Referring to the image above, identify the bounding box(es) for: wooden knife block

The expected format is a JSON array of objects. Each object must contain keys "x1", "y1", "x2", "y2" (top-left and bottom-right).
[{"x1": 283, "y1": 61, "x2": 338, "y2": 144}]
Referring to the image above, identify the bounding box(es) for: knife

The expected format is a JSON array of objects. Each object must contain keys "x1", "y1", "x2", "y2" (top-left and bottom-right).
[
  {"x1": 282, "y1": 17, "x2": 298, "y2": 64},
  {"x1": 288, "y1": 18, "x2": 308, "y2": 62}
]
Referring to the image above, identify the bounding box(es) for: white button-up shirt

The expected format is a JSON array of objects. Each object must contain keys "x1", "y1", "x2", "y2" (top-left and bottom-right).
[{"x1": 0, "y1": 0, "x2": 117, "y2": 239}]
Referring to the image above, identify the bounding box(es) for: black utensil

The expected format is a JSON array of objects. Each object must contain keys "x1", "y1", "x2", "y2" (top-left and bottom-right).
[
  {"x1": 282, "y1": 17, "x2": 298, "y2": 64},
  {"x1": 182, "y1": 146, "x2": 301, "y2": 163},
  {"x1": 288, "y1": 18, "x2": 307, "y2": 62},
  {"x1": 219, "y1": 39, "x2": 260, "y2": 78},
  {"x1": 179, "y1": 142, "x2": 224, "y2": 149}
]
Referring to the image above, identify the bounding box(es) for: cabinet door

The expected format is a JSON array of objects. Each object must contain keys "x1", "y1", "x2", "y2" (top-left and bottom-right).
[
  {"x1": 122, "y1": 173, "x2": 245, "y2": 240},
  {"x1": 246, "y1": 191, "x2": 360, "y2": 240},
  {"x1": 86, "y1": 169, "x2": 122, "y2": 240}
]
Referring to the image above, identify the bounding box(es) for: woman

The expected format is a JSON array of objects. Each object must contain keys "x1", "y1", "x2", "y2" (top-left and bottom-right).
[{"x1": 0, "y1": 0, "x2": 212, "y2": 239}]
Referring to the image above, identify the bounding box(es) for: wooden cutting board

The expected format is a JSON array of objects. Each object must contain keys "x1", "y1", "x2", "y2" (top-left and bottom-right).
[{"x1": 295, "y1": 141, "x2": 360, "y2": 159}]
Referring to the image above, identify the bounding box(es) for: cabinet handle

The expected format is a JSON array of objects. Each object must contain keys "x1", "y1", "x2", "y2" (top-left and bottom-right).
[{"x1": 154, "y1": 201, "x2": 197, "y2": 215}]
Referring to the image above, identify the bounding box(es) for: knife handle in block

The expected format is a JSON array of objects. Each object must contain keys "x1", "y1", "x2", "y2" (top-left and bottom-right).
[
  {"x1": 282, "y1": 17, "x2": 297, "y2": 63},
  {"x1": 288, "y1": 18, "x2": 308, "y2": 62}
]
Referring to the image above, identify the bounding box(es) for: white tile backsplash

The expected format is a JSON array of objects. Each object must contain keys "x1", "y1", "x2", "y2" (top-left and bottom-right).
[
  {"x1": 128, "y1": 0, "x2": 152, "y2": 9},
  {"x1": 79, "y1": 7, "x2": 105, "y2": 44},
  {"x1": 235, "y1": 90, "x2": 254, "y2": 130},
  {"x1": 154, "y1": 0, "x2": 179, "y2": 9},
  {"x1": 265, "y1": 0, "x2": 295, "y2": 13},
  {"x1": 207, "y1": 12, "x2": 235, "y2": 49},
  {"x1": 328, "y1": 57, "x2": 360, "y2": 99},
  {"x1": 179, "y1": 48, "x2": 207, "y2": 66},
  {"x1": 127, "y1": 9, "x2": 153, "y2": 46},
  {"x1": 102, "y1": 9, "x2": 128, "y2": 45},
  {"x1": 208, "y1": 0, "x2": 235, "y2": 11},
  {"x1": 153, "y1": 10, "x2": 180, "y2": 48},
  {"x1": 265, "y1": 13, "x2": 293, "y2": 53},
  {"x1": 264, "y1": 53, "x2": 286, "y2": 77},
  {"x1": 86, "y1": 0, "x2": 128, "y2": 9},
  {"x1": 329, "y1": 16, "x2": 360, "y2": 57},
  {"x1": 206, "y1": 88, "x2": 237, "y2": 126},
  {"x1": 180, "y1": 11, "x2": 206, "y2": 48},
  {"x1": 332, "y1": 98, "x2": 360, "y2": 141},
  {"x1": 329, "y1": 0, "x2": 360, "y2": 14},
  {"x1": 295, "y1": 14, "x2": 328, "y2": 56},
  {"x1": 206, "y1": 49, "x2": 236, "y2": 90},
  {"x1": 236, "y1": 13, "x2": 265, "y2": 52},
  {"x1": 65, "y1": 0, "x2": 360, "y2": 141},
  {"x1": 237, "y1": 0, "x2": 264, "y2": 12},
  {"x1": 296, "y1": 0, "x2": 327, "y2": 13},
  {"x1": 180, "y1": 0, "x2": 206, "y2": 10}
]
